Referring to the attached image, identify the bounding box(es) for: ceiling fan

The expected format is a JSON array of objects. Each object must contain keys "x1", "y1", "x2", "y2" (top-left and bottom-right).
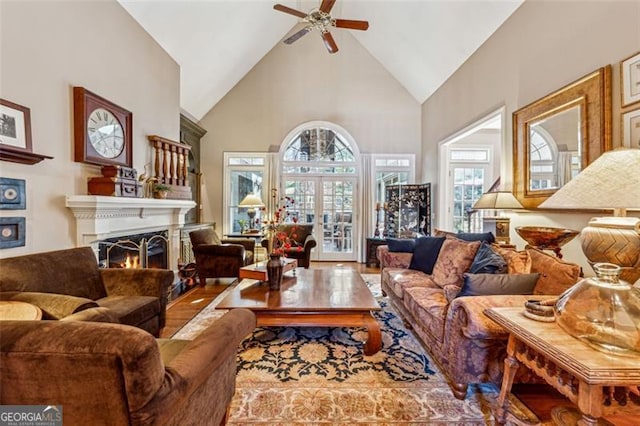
[{"x1": 274, "y1": 0, "x2": 369, "y2": 54}]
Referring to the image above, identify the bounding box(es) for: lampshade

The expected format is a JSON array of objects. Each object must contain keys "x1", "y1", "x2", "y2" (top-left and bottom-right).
[
  {"x1": 238, "y1": 193, "x2": 265, "y2": 208},
  {"x1": 472, "y1": 191, "x2": 523, "y2": 210},
  {"x1": 538, "y1": 148, "x2": 640, "y2": 214},
  {"x1": 539, "y1": 148, "x2": 640, "y2": 283}
]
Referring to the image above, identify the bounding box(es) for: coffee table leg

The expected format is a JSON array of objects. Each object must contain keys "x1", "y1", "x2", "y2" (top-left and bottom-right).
[{"x1": 362, "y1": 312, "x2": 382, "y2": 355}]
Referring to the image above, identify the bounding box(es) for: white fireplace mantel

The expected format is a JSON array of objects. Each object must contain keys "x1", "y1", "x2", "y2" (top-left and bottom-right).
[{"x1": 66, "y1": 195, "x2": 196, "y2": 271}]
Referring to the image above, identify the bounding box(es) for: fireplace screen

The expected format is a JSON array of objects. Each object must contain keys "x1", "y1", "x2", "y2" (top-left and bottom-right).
[{"x1": 98, "y1": 230, "x2": 169, "y2": 269}]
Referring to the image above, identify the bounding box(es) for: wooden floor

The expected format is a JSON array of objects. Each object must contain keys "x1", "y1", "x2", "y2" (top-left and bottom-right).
[{"x1": 162, "y1": 261, "x2": 634, "y2": 425}]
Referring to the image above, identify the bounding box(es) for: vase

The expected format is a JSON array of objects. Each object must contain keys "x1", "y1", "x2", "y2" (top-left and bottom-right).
[
  {"x1": 266, "y1": 253, "x2": 284, "y2": 291},
  {"x1": 554, "y1": 263, "x2": 640, "y2": 357}
]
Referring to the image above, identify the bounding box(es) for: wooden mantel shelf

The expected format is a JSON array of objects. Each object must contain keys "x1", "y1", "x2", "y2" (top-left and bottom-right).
[{"x1": 0, "y1": 146, "x2": 53, "y2": 165}]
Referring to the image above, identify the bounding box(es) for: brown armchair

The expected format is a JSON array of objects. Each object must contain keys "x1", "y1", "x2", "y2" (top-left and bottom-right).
[
  {"x1": 261, "y1": 224, "x2": 317, "y2": 268},
  {"x1": 0, "y1": 308, "x2": 256, "y2": 425},
  {"x1": 189, "y1": 228, "x2": 255, "y2": 285}
]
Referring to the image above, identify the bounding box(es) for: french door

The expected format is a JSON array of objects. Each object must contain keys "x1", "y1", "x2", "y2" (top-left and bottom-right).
[{"x1": 282, "y1": 176, "x2": 357, "y2": 261}]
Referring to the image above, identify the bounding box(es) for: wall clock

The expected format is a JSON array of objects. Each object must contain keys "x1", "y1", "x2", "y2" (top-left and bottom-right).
[{"x1": 73, "y1": 87, "x2": 132, "y2": 167}]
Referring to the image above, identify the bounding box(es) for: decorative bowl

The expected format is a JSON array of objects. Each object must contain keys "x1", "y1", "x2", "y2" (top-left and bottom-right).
[{"x1": 515, "y1": 226, "x2": 579, "y2": 250}]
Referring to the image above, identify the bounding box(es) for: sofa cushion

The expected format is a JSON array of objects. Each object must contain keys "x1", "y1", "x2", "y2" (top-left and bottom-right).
[
  {"x1": 403, "y1": 286, "x2": 449, "y2": 343},
  {"x1": 458, "y1": 273, "x2": 540, "y2": 297},
  {"x1": 431, "y1": 238, "x2": 481, "y2": 288},
  {"x1": 434, "y1": 229, "x2": 496, "y2": 243},
  {"x1": 96, "y1": 296, "x2": 160, "y2": 327},
  {"x1": 1, "y1": 291, "x2": 98, "y2": 320},
  {"x1": 382, "y1": 268, "x2": 438, "y2": 299},
  {"x1": 409, "y1": 236, "x2": 446, "y2": 274},
  {"x1": 469, "y1": 242, "x2": 507, "y2": 274},
  {"x1": 493, "y1": 246, "x2": 532, "y2": 274},
  {"x1": 387, "y1": 238, "x2": 416, "y2": 253},
  {"x1": 528, "y1": 248, "x2": 581, "y2": 295}
]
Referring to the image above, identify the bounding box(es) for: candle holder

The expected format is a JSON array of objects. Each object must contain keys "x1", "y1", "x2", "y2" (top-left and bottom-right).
[{"x1": 374, "y1": 203, "x2": 381, "y2": 237}]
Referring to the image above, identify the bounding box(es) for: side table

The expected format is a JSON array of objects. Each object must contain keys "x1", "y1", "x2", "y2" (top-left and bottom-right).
[
  {"x1": 0, "y1": 301, "x2": 42, "y2": 320},
  {"x1": 485, "y1": 307, "x2": 640, "y2": 426},
  {"x1": 366, "y1": 238, "x2": 387, "y2": 267}
]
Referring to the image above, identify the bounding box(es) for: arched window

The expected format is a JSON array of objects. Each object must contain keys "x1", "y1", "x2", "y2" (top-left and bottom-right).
[
  {"x1": 529, "y1": 128, "x2": 557, "y2": 190},
  {"x1": 282, "y1": 126, "x2": 357, "y2": 175}
]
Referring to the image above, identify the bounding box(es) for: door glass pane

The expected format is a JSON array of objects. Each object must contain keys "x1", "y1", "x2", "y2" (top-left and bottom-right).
[
  {"x1": 323, "y1": 180, "x2": 354, "y2": 254},
  {"x1": 283, "y1": 180, "x2": 314, "y2": 224}
]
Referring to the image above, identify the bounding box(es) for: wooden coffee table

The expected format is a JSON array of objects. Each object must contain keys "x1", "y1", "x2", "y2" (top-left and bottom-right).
[{"x1": 217, "y1": 267, "x2": 382, "y2": 355}]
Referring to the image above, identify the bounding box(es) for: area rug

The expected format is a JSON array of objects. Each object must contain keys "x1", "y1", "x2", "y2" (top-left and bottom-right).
[{"x1": 173, "y1": 273, "x2": 532, "y2": 425}]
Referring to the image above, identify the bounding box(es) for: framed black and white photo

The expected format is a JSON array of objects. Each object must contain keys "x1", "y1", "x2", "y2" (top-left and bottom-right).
[
  {"x1": 0, "y1": 99, "x2": 32, "y2": 152},
  {"x1": 0, "y1": 177, "x2": 26, "y2": 209},
  {"x1": 0, "y1": 217, "x2": 25, "y2": 249},
  {"x1": 622, "y1": 108, "x2": 640, "y2": 148},
  {"x1": 621, "y1": 51, "x2": 640, "y2": 108}
]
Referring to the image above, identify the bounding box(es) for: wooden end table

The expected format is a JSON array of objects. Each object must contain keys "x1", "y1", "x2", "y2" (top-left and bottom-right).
[
  {"x1": 217, "y1": 267, "x2": 382, "y2": 355},
  {"x1": 485, "y1": 307, "x2": 640, "y2": 426},
  {"x1": 0, "y1": 301, "x2": 42, "y2": 320},
  {"x1": 238, "y1": 258, "x2": 297, "y2": 281}
]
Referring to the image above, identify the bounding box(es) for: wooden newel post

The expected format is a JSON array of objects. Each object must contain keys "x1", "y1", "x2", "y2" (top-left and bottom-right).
[{"x1": 148, "y1": 135, "x2": 192, "y2": 200}]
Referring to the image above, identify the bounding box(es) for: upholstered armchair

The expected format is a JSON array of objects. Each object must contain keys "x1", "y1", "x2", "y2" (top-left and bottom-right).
[
  {"x1": 0, "y1": 308, "x2": 256, "y2": 425},
  {"x1": 261, "y1": 224, "x2": 317, "y2": 268},
  {"x1": 189, "y1": 228, "x2": 255, "y2": 285}
]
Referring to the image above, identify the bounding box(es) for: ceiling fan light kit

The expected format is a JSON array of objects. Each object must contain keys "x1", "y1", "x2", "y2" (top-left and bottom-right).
[{"x1": 274, "y1": 0, "x2": 369, "y2": 54}]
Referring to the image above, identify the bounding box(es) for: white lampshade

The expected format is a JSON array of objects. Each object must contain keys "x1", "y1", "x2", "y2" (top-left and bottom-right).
[
  {"x1": 238, "y1": 193, "x2": 265, "y2": 208},
  {"x1": 539, "y1": 148, "x2": 640, "y2": 214},
  {"x1": 472, "y1": 191, "x2": 523, "y2": 210}
]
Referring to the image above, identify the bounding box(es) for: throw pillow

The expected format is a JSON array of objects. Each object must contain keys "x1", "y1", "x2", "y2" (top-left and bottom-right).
[
  {"x1": 387, "y1": 238, "x2": 416, "y2": 253},
  {"x1": 469, "y1": 242, "x2": 508, "y2": 274},
  {"x1": 434, "y1": 228, "x2": 496, "y2": 243},
  {"x1": 458, "y1": 273, "x2": 540, "y2": 297},
  {"x1": 408, "y1": 236, "x2": 446, "y2": 274},
  {"x1": 528, "y1": 248, "x2": 582, "y2": 295},
  {"x1": 493, "y1": 245, "x2": 532, "y2": 274},
  {"x1": 431, "y1": 238, "x2": 481, "y2": 288}
]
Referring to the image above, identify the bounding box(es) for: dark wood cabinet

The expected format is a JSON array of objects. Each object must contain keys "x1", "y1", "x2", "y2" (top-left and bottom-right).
[{"x1": 366, "y1": 238, "x2": 387, "y2": 267}]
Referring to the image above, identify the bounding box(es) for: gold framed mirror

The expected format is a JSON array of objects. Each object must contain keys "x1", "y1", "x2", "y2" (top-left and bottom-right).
[{"x1": 513, "y1": 66, "x2": 612, "y2": 209}]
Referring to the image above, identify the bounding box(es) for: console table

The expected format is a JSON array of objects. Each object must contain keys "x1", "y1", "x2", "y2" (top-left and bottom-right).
[
  {"x1": 366, "y1": 237, "x2": 387, "y2": 267},
  {"x1": 486, "y1": 307, "x2": 640, "y2": 426}
]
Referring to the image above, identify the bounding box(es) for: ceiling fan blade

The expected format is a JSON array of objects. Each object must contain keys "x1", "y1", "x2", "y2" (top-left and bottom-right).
[
  {"x1": 334, "y1": 19, "x2": 369, "y2": 31},
  {"x1": 284, "y1": 26, "x2": 312, "y2": 44},
  {"x1": 273, "y1": 4, "x2": 308, "y2": 19},
  {"x1": 319, "y1": 0, "x2": 336, "y2": 14},
  {"x1": 321, "y1": 31, "x2": 338, "y2": 54}
]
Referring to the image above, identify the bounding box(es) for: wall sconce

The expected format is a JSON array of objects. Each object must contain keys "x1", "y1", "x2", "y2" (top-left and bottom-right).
[{"x1": 472, "y1": 191, "x2": 523, "y2": 244}]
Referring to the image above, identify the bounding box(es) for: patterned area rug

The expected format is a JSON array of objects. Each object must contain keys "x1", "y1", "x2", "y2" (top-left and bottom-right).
[{"x1": 173, "y1": 273, "x2": 531, "y2": 425}]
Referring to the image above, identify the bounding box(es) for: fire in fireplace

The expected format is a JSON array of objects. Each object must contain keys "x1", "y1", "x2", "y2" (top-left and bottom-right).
[{"x1": 98, "y1": 230, "x2": 169, "y2": 269}]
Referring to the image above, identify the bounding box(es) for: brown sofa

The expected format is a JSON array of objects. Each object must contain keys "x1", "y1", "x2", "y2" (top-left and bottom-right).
[
  {"x1": 0, "y1": 308, "x2": 256, "y2": 425},
  {"x1": 378, "y1": 238, "x2": 581, "y2": 399},
  {"x1": 0, "y1": 247, "x2": 174, "y2": 337}
]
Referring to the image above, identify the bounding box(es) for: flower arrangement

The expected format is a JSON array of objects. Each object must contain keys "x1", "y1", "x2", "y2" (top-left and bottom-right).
[{"x1": 260, "y1": 188, "x2": 303, "y2": 256}]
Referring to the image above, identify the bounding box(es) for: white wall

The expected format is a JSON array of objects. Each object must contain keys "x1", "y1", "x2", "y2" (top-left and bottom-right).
[
  {"x1": 198, "y1": 29, "x2": 422, "y2": 227},
  {"x1": 0, "y1": 0, "x2": 180, "y2": 257},
  {"x1": 421, "y1": 0, "x2": 640, "y2": 275}
]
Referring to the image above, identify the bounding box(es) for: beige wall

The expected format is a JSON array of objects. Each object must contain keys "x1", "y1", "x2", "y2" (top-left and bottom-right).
[
  {"x1": 0, "y1": 0, "x2": 180, "y2": 257},
  {"x1": 421, "y1": 0, "x2": 640, "y2": 274},
  {"x1": 198, "y1": 29, "x2": 421, "y2": 226}
]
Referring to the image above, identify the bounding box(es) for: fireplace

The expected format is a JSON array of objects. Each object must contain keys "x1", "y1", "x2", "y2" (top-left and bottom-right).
[
  {"x1": 65, "y1": 195, "x2": 195, "y2": 272},
  {"x1": 98, "y1": 230, "x2": 169, "y2": 269}
]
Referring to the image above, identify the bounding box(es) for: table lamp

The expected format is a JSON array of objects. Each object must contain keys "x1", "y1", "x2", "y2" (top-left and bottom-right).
[
  {"x1": 472, "y1": 191, "x2": 523, "y2": 244},
  {"x1": 238, "y1": 193, "x2": 265, "y2": 233},
  {"x1": 539, "y1": 148, "x2": 640, "y2": 283}
]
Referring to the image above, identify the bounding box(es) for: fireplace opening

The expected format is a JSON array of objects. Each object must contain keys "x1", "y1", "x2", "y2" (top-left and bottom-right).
[{"x1": 98, "y1": 231, "x2": 169, "y2": 269}]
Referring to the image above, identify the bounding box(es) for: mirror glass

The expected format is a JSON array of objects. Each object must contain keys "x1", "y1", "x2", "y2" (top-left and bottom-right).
[
  {"x1": 513, "y1": 66, "x2": 611, "y2": 209},
  {"x1": 528, "y1": 105, "x2": 581, "y2": 191}
]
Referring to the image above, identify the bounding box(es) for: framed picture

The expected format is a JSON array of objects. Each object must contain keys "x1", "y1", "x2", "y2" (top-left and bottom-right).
[
  {"x1": 621, "y1": 51, "x2": 640, "y2": 107},
  {"x1": 0, "y1": 177, "x2": 26, "y2": 210},
  {"x1": 0, "y1": 217, "x2": 25, "y2": 249},
  {"x1": 622, "y1": 108, "x2": 640, "y2": 148},
  {"x1": 0, "y1": 99, "x2": 32, "y2": 152}
]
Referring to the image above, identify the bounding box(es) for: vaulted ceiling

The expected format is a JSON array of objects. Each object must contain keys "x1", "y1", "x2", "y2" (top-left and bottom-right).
[{"x1": 119, "y1": 0, "x2": 523, "y2": 120}]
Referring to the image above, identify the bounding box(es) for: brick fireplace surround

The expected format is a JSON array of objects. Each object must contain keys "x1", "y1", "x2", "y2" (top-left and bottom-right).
[{"x1": 66, "y1": 195, "x2": 195, "y2": 272}]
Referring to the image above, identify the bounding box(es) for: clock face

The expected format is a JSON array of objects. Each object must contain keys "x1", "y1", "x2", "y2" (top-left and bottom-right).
[{"x1": 87, "y1": 108, "x2": 125, "y2": 159}]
